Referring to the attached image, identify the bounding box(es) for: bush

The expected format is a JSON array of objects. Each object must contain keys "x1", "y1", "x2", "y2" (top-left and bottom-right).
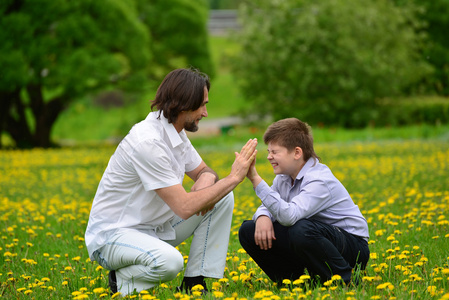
[
  {"x1": 232, "y1": 0, "x2": 433, "y2": 128},
  {"x1": 377, "y1": 97, "x2": 449, "y2": 126}
]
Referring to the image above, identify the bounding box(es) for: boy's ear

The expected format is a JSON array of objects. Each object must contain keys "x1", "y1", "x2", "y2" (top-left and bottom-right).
[{"x1": 294, "y1": 147, "x2": 303, "y2": 160}]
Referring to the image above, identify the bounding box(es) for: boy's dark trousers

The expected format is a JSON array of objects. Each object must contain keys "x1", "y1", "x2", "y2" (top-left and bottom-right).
[{"x1": 238, "y1": 219, "x2": 369, "y2": 285}]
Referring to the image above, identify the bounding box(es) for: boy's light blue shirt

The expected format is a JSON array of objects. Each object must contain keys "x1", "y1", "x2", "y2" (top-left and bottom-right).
[{"x1": 252, "y1": 157, "x2": 369, "y2": 239}]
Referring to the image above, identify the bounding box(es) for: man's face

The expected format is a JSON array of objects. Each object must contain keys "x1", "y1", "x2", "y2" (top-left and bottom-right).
[{"x1": 184, "y1": 86, "x2": 209, "y2": 132}]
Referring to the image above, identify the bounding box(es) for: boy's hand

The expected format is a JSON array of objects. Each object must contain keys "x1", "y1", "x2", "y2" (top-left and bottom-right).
[
  {"x1": 255, "y1": 215, "x2": 276, "y2": 250},
  {"x1": 247, "y1": 156, "x2": 263, "y2": 188}
]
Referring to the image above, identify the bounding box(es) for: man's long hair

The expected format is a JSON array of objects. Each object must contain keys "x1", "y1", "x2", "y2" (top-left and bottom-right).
[{"x1": 151, "y1": 68, "x2": 210, "y2": 123}]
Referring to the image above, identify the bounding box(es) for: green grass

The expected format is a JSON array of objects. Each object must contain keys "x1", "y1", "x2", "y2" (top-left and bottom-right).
[{"x1": 1, "y1": 139, "x2": 448, "y2": 299}]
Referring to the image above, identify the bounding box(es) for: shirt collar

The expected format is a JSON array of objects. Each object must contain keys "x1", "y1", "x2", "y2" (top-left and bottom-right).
[
  {"x1": 149, "y1": 111, "x2": 183, "y2": 148},
  {"x1": 295, "y1": 157, "x2": 317, "y2": 180},
  {"x1": 279, "y1": 157, "x2": 317, "y2": 183}
]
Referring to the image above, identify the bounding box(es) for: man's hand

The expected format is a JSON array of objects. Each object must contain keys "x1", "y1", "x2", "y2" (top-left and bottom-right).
[
  {"x1": 254, "y1": 215, "x2": 276, "y2": 250},
  {"x1": 230, "y1": 139, "x2": 258, "y2": 182}
]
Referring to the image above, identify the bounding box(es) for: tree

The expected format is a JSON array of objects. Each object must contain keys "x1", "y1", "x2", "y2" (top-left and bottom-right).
[
  {"x1": 0, "y1": 0, "x2": 213, "y2": 148},
  {"x1": 136, "y1": 0, "x2": 215, "y2": 79},
  {"x1": 0, "y1": 0, "x2": 151, "y2": 148},
  {"x1": 393, "y1": 0, "x2": 449, "y2": 95},
  {"x1": 232, "y1": 0, "x2": 433, "y2": 127}
]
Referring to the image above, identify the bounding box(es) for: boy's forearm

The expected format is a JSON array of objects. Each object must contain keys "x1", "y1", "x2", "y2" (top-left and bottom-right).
[{"x1": 250, "y1": 175, "x2": 263, "y2": 188}]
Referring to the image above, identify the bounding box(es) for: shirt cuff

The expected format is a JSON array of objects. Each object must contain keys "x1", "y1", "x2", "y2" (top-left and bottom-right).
[{"x1": 254, "y1": 180, "x2": 271, "y2": 200}]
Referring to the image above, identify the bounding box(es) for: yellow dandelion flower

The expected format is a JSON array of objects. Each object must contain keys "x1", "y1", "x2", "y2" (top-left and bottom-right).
[
  {"x1": 237, "y1": 264, "x2": 247, "y2": 271},
  {"x1": 192, "y1": 291, "x2": 203, "y2": 297},
  {"x1": 282, "y1": 279, "x2": 291, "y2": 285},
  {"x1": 299, "y1": 275, "x2": 310, "y2": 280},
  {"x1": 94, "y1": 287, "x2": 105, "y2": 294},
  {"x1": 191, "y1": 284, "x2": 204, "y2": 291},
  {"x1": 427, "y1": 286, "x2": 437, "y2": 296},
  {"x1": 323, "y1": 280, "x2": 333, "y2": 286},
  {"x1": 213, "y1": 291, "x2": 224, "y2": 298},
  {"x1": 331, "y1": 275, "x2": 342, "y2": 281}
]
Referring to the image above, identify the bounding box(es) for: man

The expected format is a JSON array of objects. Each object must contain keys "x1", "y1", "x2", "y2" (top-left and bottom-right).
[
  {"x1": 85, "y1": 68, "x2": 258, "y2": 295},
  {"x1": 239, "y1": 118, "x2": 369, "y2": 286}
]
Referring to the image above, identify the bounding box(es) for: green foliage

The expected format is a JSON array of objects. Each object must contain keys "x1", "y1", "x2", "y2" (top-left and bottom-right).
[
  {"x1": 136, "y1": 0, "x2": 215, "y2": 79},
  {"x1": 377, "y1": 97, "x2": 449, "y2": 126},
  {"x1": 0, "y1": 0, "x2": 214, "y2": 148},
  {"x1": 0, "y1": 0, "x2": 152, "y2": 148},
  {"x1": 232, "y1": 0, "x2": 433, "y2": 128},
  {"x1": 0, "y1": 0, "x2": 151, "y2": 95},
  {"x1": 393, "y1": 0, "x2": 449, "y2": 95}
]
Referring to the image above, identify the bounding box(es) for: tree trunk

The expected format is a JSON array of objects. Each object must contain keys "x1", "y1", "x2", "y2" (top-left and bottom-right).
[
  {"x1": 0, "y1": 90, "x2": 18, "y2": 149},
  {"x1": 2, "y1": 84, "x2": 65, "y2": 148},
  {"x1": 27, "y1": 84, "x2": 65, "y2": 148},
  {"x1": 4, "y1": 89, "x2": 34, "y2": 148}
]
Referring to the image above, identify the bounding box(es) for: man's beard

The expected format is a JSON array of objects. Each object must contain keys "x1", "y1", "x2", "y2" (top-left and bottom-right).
[{"x1": 184, "y1": 119, "x2": 199, "y2": 132}]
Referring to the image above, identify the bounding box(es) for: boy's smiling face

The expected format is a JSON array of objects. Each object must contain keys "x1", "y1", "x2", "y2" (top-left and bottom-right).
[{"x1": 267, "y1": 142, "x2": 305, "y2": 180}]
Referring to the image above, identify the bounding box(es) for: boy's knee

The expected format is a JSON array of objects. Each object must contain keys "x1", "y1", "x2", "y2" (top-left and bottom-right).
[
  {"x1": 288, "y1": 219, "x2": 317, "y2": 246},
  {"x1": 238, "y1": 220, "x2": 256, "y2": 245}
]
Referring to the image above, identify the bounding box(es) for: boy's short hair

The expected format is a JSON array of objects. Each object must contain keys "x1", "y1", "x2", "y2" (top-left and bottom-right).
[{"x1": 263, "y1": 118, "x2": 320, "y2": 162}]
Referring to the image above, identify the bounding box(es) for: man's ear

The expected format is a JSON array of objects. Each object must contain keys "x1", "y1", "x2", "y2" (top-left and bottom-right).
[{"x1": 294, "y1": 147, "x2": 303, "y2": 160}]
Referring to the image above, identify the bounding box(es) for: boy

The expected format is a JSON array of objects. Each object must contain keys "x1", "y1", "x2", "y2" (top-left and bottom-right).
[{"x1": 239, "y1": 118, "x2": 369, "y2": 286}]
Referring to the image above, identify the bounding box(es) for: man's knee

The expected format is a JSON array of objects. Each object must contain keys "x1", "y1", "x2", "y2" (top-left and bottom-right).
[
  {"x1": 161, "y1": 252, "x2": 184, "y2": 281},
  {"x1": 141, "y1": 247, "x2": 184, "y2": 281},
  {"x1": 219, "y1": 191, "x2": 234, "y2": 212}
]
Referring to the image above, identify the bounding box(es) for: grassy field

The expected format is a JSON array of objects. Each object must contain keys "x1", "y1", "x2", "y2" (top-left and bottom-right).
[
  {"x1": 2, "y1": 34, "x2": 449, "y2": 299},
  {"x1": 1, "y1": 138, "x2": 448, "y2": 299}
]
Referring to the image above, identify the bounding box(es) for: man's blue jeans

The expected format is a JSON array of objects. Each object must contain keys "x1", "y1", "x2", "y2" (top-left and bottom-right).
[{"x1": 238, "y1": 219, "x2": 369, "y2": 285}]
